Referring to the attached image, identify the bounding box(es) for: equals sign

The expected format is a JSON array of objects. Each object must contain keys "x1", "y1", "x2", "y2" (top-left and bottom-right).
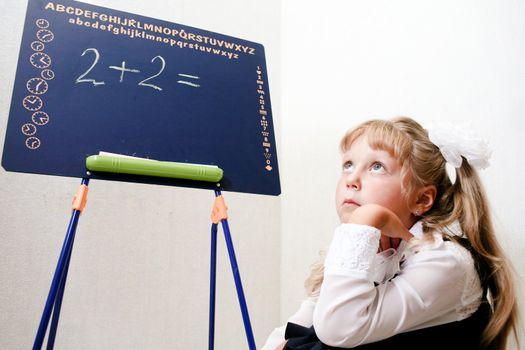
[{"x1": 177, "y1": 73, "x2": 200, "y2": 88}]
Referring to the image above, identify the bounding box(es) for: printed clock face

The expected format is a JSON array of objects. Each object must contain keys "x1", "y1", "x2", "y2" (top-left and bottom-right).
[
  {"x1": 36, "y1": 29, "x2": 54, "y2": 42},
  {"x1": 21, "y1": 123, "x2": 37, "y2": 136},
  {"x1": 36, "y1": 18, "x2": 49, "y2": 29},
  {"x1": 30, "y1": 52, "x2": 51, "y2": 69},
  {"x1": 31, "y1": 41, "x2": 45, "y2": 51},
  {"x1": 26, "y1": 78, "x2": 48, "y2": 95},
  {"x1": 25, "y1": 137, "x2": 41, "y2": 150},
  {"x1": 41, "y1": 69, "x2": 55, "y2": 80},
  {"x1": 22, "y1": 95, "x2": 43, "y2": 111},
  {"x1": 32, "y1": 111, "x2": 50, "y2": 126}
]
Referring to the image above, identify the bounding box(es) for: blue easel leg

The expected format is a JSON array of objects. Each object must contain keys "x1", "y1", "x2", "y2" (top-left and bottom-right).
[
  {"x1": 33, "y1": 178, "x2": 89, "y2": 350},
  {"x1": 220, "y1": 218, "x2": 257, "y2": 350},
  {"x1": 46, "y1": 231, "x2": 75, "y2": 350},
  {"x1": 209, "y1": 223, "x2": 218, "y2": 350},
  {"x1": 214, "y1": 190, "x2": 256, "y2": 350}
]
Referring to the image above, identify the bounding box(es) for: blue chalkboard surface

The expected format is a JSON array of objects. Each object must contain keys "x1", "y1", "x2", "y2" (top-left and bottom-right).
[{"x1": 2, "y1": 0, "x2": 280, "y2": 196}]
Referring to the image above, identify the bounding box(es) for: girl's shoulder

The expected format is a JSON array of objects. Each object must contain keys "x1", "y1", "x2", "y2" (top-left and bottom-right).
[
  {"x1": 401, "y1": 221, "x2": 483, "y2": 320},
  {"x1": 405, "y1": 220, "x2": 471, "y2": 261},
  {"x1": 374, "y1": 221, "x2": 473, "y2": 284}
]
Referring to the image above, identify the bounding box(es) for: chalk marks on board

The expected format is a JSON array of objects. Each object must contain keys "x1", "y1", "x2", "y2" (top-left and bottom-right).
[
  {"x1": 76, "y1": 48, "x2": 105, "y2": 86},
  {"x1": 177, "y1": 73, "x2": 200, "y2": 88},
  {"x1": 20, "y1": 19, "x2": 55, "y2": 150},
  {"x1": 138, "y1": 55, "x2": 165, "y2": 90},
  {"x1": 18, "y1": 20, "x2": 203, "y2": 153},
  {"x1": 109, "y1": 61, "x2": 141, "y2": 83},
  {"x1": 75, "y1": 49, "x2": 200, "y2": 91}
]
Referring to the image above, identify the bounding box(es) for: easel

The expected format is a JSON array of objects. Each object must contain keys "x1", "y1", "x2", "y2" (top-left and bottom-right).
[{"x1": 33, "y1": 178, "x2": 257, "y2": 350}]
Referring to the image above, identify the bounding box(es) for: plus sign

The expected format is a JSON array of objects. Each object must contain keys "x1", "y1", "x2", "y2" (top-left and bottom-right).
[{"x1": 108, "y1": 61, "x2": 140, "y2": 82}]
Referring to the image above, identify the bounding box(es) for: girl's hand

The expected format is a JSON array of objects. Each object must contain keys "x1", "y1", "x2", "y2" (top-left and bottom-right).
[
  {"x1": 345, "y1": 204, "x2": 413, "y2": 251},
  {"x1": 274, "y1": 341, "x2": 287, "y2": 350}
]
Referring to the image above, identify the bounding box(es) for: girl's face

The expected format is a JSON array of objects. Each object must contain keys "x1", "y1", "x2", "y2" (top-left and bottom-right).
[{"x1": 335, "y1": 135, "x2": 415, "y2": 228}]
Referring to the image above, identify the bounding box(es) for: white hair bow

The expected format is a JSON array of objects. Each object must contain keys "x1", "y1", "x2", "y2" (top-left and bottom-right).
[{"x1": 426, "y1": 122, "x2": 491, "y2": 184}]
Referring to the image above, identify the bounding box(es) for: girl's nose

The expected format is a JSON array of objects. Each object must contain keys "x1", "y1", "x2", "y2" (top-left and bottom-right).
[{"x1": 345, "y1": 171, "x2": 361, "y2": 191}]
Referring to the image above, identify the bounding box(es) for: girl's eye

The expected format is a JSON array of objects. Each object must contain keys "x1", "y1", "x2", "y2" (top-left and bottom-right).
[
  {"x1": 370, "y1": 162, "x2": 386, "y2": 173},
  {"x1": 343, "y1": 161, "x2": 353, "y2": 172}
]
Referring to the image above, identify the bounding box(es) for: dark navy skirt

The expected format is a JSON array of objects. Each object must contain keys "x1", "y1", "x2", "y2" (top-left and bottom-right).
[{"x1": 284, "y1": 301, "x2": 491, "y2": 350}]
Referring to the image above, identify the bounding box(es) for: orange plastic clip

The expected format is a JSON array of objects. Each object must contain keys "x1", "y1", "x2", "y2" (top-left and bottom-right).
[
  {"x1": 71, "y1": 184, "x2": 89, "y2": 213},
  {"x1": 211, "y1": 195, "x2": 228, "y2": 224}
]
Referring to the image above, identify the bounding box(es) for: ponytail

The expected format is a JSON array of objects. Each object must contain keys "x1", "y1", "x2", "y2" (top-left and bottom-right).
[
  {"x1": 450, "y1": 162, "x2": 519, "y2": 349},
  {"x1": 424, "y1": 160, "x2": 519, "y2": 349}
]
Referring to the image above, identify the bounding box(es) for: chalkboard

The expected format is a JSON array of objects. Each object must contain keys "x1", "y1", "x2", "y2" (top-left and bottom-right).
[{"x1": 2, "y1": 0, "x2": 280, "y2": 196}]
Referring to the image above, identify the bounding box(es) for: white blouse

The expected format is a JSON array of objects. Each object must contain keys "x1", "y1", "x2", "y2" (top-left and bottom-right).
[{"x1": 261, "y1": 221, "x2": 483, "y2": 350}]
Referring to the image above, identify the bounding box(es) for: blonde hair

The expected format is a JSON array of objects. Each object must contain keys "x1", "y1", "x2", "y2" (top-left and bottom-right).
[{"x1": 305, "y1": 116, "x2": 520, "y2": 349}]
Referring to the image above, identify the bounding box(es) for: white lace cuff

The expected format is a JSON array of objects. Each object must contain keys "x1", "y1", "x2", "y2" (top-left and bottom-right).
[{"x1": 324, "y1": 224, "x2": 380, "y2": 279}]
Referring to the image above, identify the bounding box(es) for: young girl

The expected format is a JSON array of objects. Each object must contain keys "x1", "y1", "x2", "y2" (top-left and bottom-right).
[{"x1": 262, "y1": 117, "x2": 519, "y2": 350}]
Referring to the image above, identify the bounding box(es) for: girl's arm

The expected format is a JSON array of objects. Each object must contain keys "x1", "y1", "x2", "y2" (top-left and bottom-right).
[
  {"x1": 349, "y1": 204, "x2": 413, "y2": 242},
  {"x1": 313, "y1": 204, "x2": 476, "y2": 347}
]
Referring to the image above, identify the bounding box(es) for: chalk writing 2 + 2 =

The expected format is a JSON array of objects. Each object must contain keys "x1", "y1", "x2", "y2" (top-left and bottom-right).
[{"x1": 75, "y1": 48, "x2": 201, "y2": 91}]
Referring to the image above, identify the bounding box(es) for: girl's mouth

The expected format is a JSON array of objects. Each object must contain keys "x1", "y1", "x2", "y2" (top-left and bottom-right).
[{"x1": 343, "y1": 199, "x2": 360, "y2": 206}]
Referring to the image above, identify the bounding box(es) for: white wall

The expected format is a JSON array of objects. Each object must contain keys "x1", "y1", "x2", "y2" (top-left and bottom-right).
[
  {"x1": 281, "y1": 1, "x2": 524, "y2": 348},
  {"x1": 0, "y1": 0, "x2": 281, "y2": 349}
]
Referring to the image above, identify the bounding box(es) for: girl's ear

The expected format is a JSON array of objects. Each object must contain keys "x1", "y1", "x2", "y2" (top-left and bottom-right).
[{"x1": 413, "y1": 185, "x2": 437, "y2": 215}]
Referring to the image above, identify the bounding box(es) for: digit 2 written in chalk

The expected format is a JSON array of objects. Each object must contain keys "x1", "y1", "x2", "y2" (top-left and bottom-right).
[{"x1": 75, "y1": 48, "x2": 201, "y2": 90}]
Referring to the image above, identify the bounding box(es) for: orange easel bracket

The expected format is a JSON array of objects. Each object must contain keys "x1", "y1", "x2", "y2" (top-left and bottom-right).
[
  {"x1": 211, "y1": 195, "x2": 228, "y2": 224},
  {"x1": 71, "y1": 184, "x2": 89, "y2": 213}
]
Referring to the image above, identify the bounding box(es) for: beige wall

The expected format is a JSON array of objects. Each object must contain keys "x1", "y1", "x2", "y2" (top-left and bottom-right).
[{"x1": 0, "y1": 0, "x2": 281, "y2": 349}]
